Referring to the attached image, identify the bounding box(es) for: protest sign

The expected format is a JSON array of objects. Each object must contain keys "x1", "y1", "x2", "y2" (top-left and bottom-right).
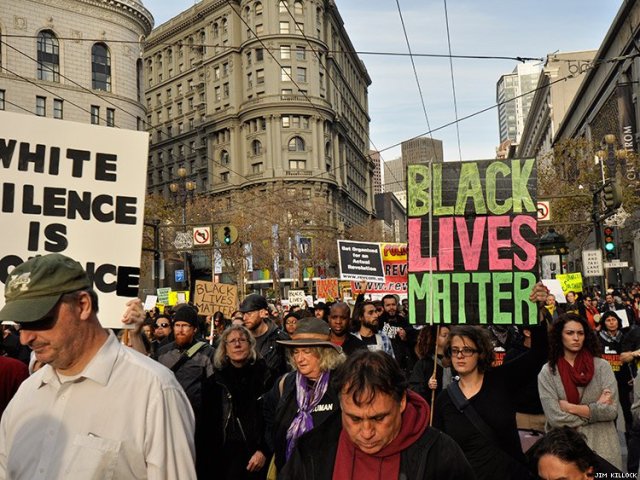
[
  {"x1": 194, "y1": 280, "x2": 237, "y2": 317},
  {"x1": 0, "y1": 111, "x2": 148, "y2": 328},
  {"x1": 157, "y1": 287, "x2": 171, "y2": 305},
  {"x1": 555, "y1": 272, "x2": 583, "y2": 295},
  {"x1": 337, "y1": 240, "x2": 384, "y2": 283},
  {"x1": 316, "y1": 278, "x2": 339, "y2": 301},
  {"x1": 168, "y1": 291, "x2": 190, "y2": 306},
  {"x1": 351, "y1": 243, "x2": 408, "y2": 294},
  {"x1": 407, "y1": 159, "x2": 538, "y2": 325},
  {"x1": 288, "y1": 289, "x2": 306, "y2": 308},
  {"x1": 143, "y1": 295, "x2": 158, "y2": 311}
]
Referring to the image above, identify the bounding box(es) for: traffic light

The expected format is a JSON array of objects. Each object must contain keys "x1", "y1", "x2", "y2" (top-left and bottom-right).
[
  {"x1": 217, "y1": 225, "x2": 238, "y2": 245},
  {"x1": 603, "y1": 226, "x2": 616, "y2": 260},
  {"x1": 603, "y1": 181, "x2": 622, "y2": 211}
]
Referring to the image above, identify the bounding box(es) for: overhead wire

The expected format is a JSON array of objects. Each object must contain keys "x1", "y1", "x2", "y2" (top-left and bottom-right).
[{"x1": 443, "y1": 0, "x2": 462, "y2": 162}]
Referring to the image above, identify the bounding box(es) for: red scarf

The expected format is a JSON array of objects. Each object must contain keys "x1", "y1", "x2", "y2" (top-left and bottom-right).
[
  {"x1": 332, "y1": 390, "x2": 428, "y2": 480},
  {"x1": 557, "y1": 349, "x2": 595, "y2": 404}
]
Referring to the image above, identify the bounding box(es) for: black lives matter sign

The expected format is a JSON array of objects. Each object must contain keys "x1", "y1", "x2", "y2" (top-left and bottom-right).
[
  {"x1": 337, "y1": 240, "x2": 385, "y2": 283},
  {"x1": 0, "y1": 111, "x2": 148, "y2": 327}
]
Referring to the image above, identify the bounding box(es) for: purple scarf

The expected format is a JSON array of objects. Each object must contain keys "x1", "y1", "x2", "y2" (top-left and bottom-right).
[{"x1": 285, "y1": 370, "x2": 330, "y2": 460}]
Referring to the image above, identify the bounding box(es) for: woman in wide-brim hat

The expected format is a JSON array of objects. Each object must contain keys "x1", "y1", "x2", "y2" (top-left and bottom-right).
[{"x1": 263, "y1": 317, "x2": 345, "y2": 473}]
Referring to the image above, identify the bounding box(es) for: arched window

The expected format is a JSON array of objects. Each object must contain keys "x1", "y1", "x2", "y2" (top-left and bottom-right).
[
  {"x1": 37, "y1": 30, "x2": 59, "y2": 82},
  {"x1": 221, "y1": 18, "x2": 228, "y2": 34},
  {"x1": 251, "y1": 139, "x2": 262, "y2": 155},
  {"x1": 92, "y1": 43, "x2": 111, "y2": 91},
  {"x1": 255, "y1": 2, "x2": 263, "y2": 16},
  {"x1": 294, "y1": 1, "x2": 303, "y2": 15},
  {"x1": 220, "y1": 150, "x2": 230, "y2": 165},
  {"x1": 288, "y1": 136, "x2": 305, "y2": 152},
  {"x1": 212, "y1": 23, "x2": 219, "y2": 37}
]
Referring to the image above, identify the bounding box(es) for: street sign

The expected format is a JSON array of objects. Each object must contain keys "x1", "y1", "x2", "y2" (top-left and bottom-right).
[
  {"x1": 582, "y1": 250, "x2": 603, "y2": 277},
  {"x1": 537, "y1": 201, "x2": 551, "y2": 221},
  {"x1": 604, "y1": 260, "x2": 629, "y2": 269},
  {"x1": 193, "y1": 227, "x2": 211, "y2": 246},
  {"x1": 175, "y1": 269, "x2": 185, "y2": 282}
]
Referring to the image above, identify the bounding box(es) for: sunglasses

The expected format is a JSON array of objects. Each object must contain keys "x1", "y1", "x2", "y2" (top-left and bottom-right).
[{"x1": 156, "y1": 322, "x2": 170, "y2": 328}]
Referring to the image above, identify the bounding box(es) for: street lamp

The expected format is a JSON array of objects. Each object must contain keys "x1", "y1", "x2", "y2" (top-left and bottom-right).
[{"x1": 169, "y1": 166, "x2": 196, "y2": 288}]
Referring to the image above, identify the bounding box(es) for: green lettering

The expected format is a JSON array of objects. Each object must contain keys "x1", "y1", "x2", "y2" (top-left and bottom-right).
[
  {"x1": 515, "y1": 272, "x2": 538, "y2": 325},
  {"x1": 408, "y1": 165, "x2": 430, "y2": 216},
  {"x1": 433, "y1": 274, "x2": 451, "y2": 324},
  {"x1": 511, "y1": 159, "x2": 536, "y2": 213},
  {"x1": 472, "y1": 272, "x2": 491, "y2": 324},
  {"x1": 455, "y1": 162, "x2": 486, "y2": 214},
  {"x1": 492, "y1": 272, "x2": 513, "y2": 324},
  {"x1": 433, "y1": 164, "x2": 454, "y2": 216},
  {"x1": 485, "y1": 161, "x2": 512, "y2": 215},
  {"x1": 451, "y1": 273, "x2": 470, "y2": 323}
]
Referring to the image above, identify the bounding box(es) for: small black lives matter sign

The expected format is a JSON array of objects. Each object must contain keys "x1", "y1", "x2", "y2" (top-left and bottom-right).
[
  {"x1": 337, "y1": 240, "x2": 385, "y2": 283},
  {"x1": 0, "y1": 111, "x2": 148, "y2": 328}
]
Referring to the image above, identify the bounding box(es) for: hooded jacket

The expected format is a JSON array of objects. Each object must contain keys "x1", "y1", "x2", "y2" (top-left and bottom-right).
[{"x1": 279, "y1": 390, "x2": 476, "y2": 480}]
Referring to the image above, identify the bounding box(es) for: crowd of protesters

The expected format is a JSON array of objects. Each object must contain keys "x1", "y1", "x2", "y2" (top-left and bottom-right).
[{"x1": 2, "y1": 253, "x2": 640, "y2": 479}]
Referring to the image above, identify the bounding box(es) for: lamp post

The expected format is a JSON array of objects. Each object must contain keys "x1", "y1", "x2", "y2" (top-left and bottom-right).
[{"x1": 169, "y1": 166, "x2": 196, "y2": 289}]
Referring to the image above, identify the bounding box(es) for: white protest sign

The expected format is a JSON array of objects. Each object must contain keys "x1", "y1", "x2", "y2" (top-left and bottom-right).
[
  {"x1": 288, "y1": 290, "x2": 306, "y2": 307},
  {"x1": 542, "y1": 279, "x2": 566, "y2": 304},
  {"x1": 143, "y1": 295, "x2": 158, "y2": 311},
  {"x1": 0, "y1": 111, "x2": 148, "y2": 328}
]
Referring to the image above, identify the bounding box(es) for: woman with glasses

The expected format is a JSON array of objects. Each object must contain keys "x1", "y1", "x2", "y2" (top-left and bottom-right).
[
  {"x1": 432, "y1": 284, "x2": 550, "y2": 480},
  {"x1": 196, "y1": 325, "x2": 270, "y2": 479},
  {"x1": 538, "y1": 313, "x2": 622, "y2": 469}
]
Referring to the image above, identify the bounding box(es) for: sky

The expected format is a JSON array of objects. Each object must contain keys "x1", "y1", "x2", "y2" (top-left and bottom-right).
[{"x1": 142, "y1": 0, "x2": 621, "y2": 165}]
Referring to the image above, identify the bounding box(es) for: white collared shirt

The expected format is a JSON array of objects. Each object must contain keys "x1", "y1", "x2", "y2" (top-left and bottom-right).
[{"x1": 0, "y1": 332, "x2": 196, "y2": 480}]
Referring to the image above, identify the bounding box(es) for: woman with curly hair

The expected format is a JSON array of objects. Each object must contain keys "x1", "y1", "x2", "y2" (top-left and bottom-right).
[
  {"x1": 409, "y1": 325, "x2": 452, "y2": 404},
  {"x1": 538, "y1": 313, "x2": 622, "y2": 469}
]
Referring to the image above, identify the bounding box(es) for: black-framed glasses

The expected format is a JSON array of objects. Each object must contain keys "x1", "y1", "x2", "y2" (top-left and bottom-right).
[
  {"x1": 156, "y1": 322, "x2": 170, "y2": 329},
  {"x1": 449, "y1": 347, "x2": 478, "y2": 357}
]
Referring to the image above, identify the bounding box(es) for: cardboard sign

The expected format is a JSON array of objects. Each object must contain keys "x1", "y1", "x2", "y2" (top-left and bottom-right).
[
  {"x1": 407, "y1": 159, "x2": 538, "y2": 325},
  {"x1": 337, "y1": 240, "x2": 384, "y2": 283},
  {"x1": 194, "y1": 280, "x2": 237, "y2": 317},
  {"x1": 555, "y1": 273, "x2": 583, "y2": 296},
  {"x1": 316, "y1": 278, "x2": 339, "y2": 301},
  {"x1": 288, "y1": 289, "x2": 306, "y2": 308},
  {"x1": 0, "y1": 111, "x2": 148, "y2": 328}
]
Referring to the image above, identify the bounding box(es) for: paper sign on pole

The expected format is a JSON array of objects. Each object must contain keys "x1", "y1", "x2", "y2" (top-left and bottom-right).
[
  {"x1": 194, "y1": 280, "x2": 238, "y2": 317},
  {"x1": 157, "y1": 287, "x2": 171, "y2": 305},
  {"x1": 337, "y1": 240, "x2": 384, "y2": 283},
  {"x1": 288, "y1": 290, "x2": 306, "y2": 308},
  {"x1": 0, "y1": 111, "x2": 148, "y2": 328}
]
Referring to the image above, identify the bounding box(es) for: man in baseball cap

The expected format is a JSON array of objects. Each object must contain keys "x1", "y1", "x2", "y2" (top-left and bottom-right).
[{"x1": 0, "y1": 254, "x2": 197, "y2": 479}]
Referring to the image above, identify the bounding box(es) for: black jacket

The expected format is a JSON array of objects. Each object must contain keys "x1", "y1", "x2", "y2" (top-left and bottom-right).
[
  {"x1": 279, "y1": 412, "x2": 476, "y2": 480},
  {"x1": 256, "y1": 322, "x2": 291, "y2": 390}
]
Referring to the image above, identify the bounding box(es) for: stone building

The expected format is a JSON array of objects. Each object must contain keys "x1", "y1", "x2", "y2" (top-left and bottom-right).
[
  {"x1": 0, "y1": 0, "x2": 152, "y2": 130},
  {"x1": 144, "y1": 0, "x2": 375, "y2": 231}
]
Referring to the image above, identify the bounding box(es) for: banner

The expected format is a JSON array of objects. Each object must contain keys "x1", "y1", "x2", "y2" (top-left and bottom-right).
[
  {"x1": 0, "y1": 111, "x2": 148, "y2": 328},
  {"x1": 337, "y1": 240, "x2": 384, "y2": 282},
  {"x1": 351, "y1": 242, "x2": 408, "y2": 294},
  {"x1": 407, "y1": 159, "x2": 538, "y2": 325},
  {"x1": 194, "y1": 280, "x2": 237, "y2": 317},
  {"x1": 316, "y1": 278, "x2": 339, "y2": 301}
]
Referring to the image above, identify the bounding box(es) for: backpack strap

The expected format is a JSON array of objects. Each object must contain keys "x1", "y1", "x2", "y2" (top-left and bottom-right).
[
  {"x1": 170, "y1": 341, "x2": 207, "y2": 373},
  {"x1": 446, "y1": 380, "x2": 498, "y2": 444}
]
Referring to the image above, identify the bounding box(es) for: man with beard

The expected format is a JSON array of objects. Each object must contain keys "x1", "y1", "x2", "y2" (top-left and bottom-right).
[
  {"x1": 158, "y1": 305, "x2": 214, "y2": 412},
  {"x1": 380, "y1": 294, "x2": 416, "y2": 376},
  {"x1": 328, "y1": 302, "x2": 366, "y2": 355},
  {"x1": 150, "y1": 313, "x2": 173, "y2": 358},
  {"x1": 354, "y1": 301, "x2": 394, "y2": 357},
  {"x1": 240, "y1": 293, "x2": 289, "y2": 389}
]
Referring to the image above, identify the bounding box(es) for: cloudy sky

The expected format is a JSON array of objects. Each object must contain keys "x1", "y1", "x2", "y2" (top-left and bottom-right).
[{"x1": 143, "y1": 0, "x2": 620, "y2": 164}]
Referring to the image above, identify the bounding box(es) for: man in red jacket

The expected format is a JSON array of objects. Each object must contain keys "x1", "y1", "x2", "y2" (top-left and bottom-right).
[{"x1": 280, "y1": 350, "x2": 475, "y2": 479}]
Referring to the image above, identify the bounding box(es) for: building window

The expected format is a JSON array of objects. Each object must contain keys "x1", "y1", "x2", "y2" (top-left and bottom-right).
[
  {"x1": 281, "y1": 67, "x2": 292, "y2": 81},
  {"x1": 223, "y1": 83, "x2": 230, "y2": 98},
  {"x1": 289, "y1": 159, "x2": 306, "y2": 170},
  {"x1": 221, "y1": 150, "x2": 230, "y2": 165},
  {"x1": 92, "y1": 43, "x2": 111, "y2": 91},
  {"x1": 106, "y1": 108, "x2": 115, "y2": 127},
  {"x1": 256, "y1": 69, "x2": 265, "y2": 85},
  {"x1": 53, "y1": 99, "x2": 63, "y2": 119},
  {"x1": 255, "y1": 2, "x2": 263, "y2": 16},
  {"x1": 281, "y1": 88, "x2": 293, "y2": 95},
  {"x1": 220, "y1": 172, "x2": 229, "y2": 182},
  {"x1": 279, "y1": 0, "x2": 288, "y2": 13},
  {"x1": 0, "y1": 90, "x2": 4, "y2": 110},
  {"x1": 294, "y1": 0, "x2": 303, "y2": 15},
  {"x1": 223, "y1": 63, "x2": 229, "y2": 76},
  {"x1": 279, "y1": 22, "x2": 290, "y2": 34},
  {"x1": 281, "y1": 45, "x2": 291, "y2": 60},
  {"x1": 36, "y1": 96, "x2": 46, "y2": 116},
  {"x1": 252, "y1": 139, "x2": 262, "y2": 155},
  {"x1": 256, "y1": 48, "x2": 264, "y2": 62},
  {"x1": 255, "y1": 24, "x2": 264, "y2": 35},
  {"x1": 37, "y1": 30, "x2": 60, "y2": 82},
  {"x1": 221, "y1": 18, "x2": 228, "y2": 34},
  {"x1": 296, "y1": 46, "x2": 306, "y2": 60},
  {"x1": 296, "y1": 67, "x2": 307, "y2": 82},
  {"x1": 212, "y1": 22, "x2": 219, "y2": 37},
  {"x1": 177, "y1": 102, "x2": 183, "y2": 115},
  {"x1": 215, "y1": 86, "x2": 221, "y2": 102},
  {"x1": 91, "y1": 105, "x2": 100, "y2": 124},
  {"x1": 288, "y1": 136, "x2": 305, "y2": 151},
  {"x1": 247, "y1": 72, "x2": 253, "y2": 88},
  {"x1": 295, "y1": 22, "x2": 304, "y2": 34},
  {"x1": 282, "y1": 116, "x2": 290, "y2": 128},
  {"x1": 252, "y1": 163, "x2": 262, "y2": 173}
]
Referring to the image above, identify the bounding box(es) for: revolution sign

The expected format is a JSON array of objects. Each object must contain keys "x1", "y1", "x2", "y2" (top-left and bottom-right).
[
  {"x1": 337, "y1": 240, "x2": 385, "y2": 283},
  {"x1": 0, "y1": 111, "x2": 148, "y2": 328},
  {"x1": 407, "y1": 158, "x2": 539, "y2": 325}
]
